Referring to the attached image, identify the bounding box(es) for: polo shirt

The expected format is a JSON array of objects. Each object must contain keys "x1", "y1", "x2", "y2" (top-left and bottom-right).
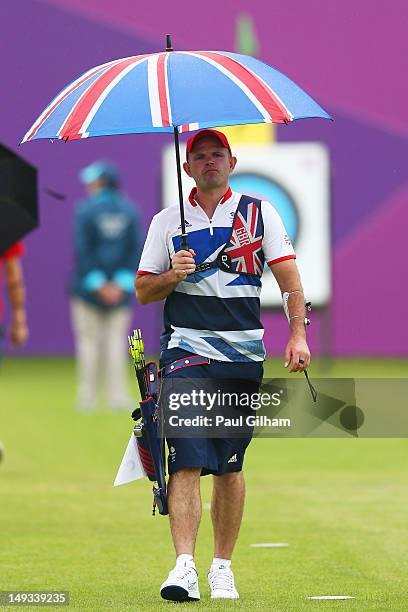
[{"x1": 138, "y1": 189, "x2": 295, "y2": 362}]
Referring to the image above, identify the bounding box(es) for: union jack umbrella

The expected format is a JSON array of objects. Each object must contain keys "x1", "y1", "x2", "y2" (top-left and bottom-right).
[{"x1": 21, "y1": 36, "x2": 331, "y2": 246}]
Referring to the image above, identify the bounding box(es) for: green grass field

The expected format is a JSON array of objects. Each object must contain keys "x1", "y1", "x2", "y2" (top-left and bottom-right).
[{"x1": 1, "y1": 358, "x2": 407, "y2": 611}]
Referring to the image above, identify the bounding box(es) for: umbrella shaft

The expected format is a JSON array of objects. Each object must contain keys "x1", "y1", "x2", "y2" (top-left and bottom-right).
[{"x1": 173, "y1": 127, "x2": 189, "y2": 250}]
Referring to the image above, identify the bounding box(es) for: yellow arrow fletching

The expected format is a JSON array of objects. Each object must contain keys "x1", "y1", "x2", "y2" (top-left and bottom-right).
[{"x1": 128, "y1": 329, "x2": 145, "y2": 368}]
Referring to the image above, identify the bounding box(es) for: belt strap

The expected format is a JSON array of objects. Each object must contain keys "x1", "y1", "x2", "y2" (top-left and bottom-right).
[
  {"x1": 161, "y1": 355, "x2": 210, "y2": 377},
  {"x1": 195, "y1": 261, "x2": 217, "y2": 273}
]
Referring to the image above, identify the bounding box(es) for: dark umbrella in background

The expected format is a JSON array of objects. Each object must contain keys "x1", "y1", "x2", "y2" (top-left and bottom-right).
[{"x1": 0, "y1": 143, "x2": 38, "y2": 255}]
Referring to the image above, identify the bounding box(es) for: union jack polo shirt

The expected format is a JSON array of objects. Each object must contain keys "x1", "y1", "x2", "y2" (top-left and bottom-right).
[{"x1": 137, "y1": 188, "x2": 295, "y2": 362}]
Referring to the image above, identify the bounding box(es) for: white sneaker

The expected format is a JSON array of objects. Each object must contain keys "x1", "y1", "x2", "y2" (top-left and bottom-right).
[
  {"x1": 160, "y1": 562, "x2": 200, "y2": 602},
  {"x1": 208, "y1": 566, "x2": 239, "y2": 599}
]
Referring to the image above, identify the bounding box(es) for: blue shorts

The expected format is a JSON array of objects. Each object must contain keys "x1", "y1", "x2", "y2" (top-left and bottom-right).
[{"x1": 160, "y1": 348, "x2": 263, "y2": 477}]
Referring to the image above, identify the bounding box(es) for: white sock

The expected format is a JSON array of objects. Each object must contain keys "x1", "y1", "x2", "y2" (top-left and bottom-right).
[
  {"x1": 212, "y1": 557, "x2": 231, "y2": 569},
  {"x1": 176, "y1": 553, "x2": 195, "y2": 567}
]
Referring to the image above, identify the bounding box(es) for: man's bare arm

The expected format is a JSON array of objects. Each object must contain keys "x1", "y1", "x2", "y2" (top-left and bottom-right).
[
  {"x1": 269, "y1": 258, "x2": 311, "y2": 372},
  {"x1": 4, "y1": 256, "x2": 29, "y2": 346},
  {"x1": 135, "y1": 270, "x2": 180, "y2": 304},
  {"x1": 135, "y1": 249, "x2": 196, "y2": 305}
]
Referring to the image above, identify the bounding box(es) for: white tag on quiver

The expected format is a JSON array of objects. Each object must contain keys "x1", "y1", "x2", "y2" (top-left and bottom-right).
[{"x1": 113, "y1": 433, "x2": 146, "y2": 486}]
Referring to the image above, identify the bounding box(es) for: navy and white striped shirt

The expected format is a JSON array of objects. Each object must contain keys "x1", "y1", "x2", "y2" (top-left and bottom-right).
[{"x1": 138, "y1": 189, "x2": 295, "y2": 362}]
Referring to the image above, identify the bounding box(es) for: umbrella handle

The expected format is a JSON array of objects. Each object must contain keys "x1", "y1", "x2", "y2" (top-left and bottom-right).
[
  {"x1": 173, "y1": 127, "x2": 189, "y2": 251},
  {"x1": 180, "y1": 233, "x2": 189, "y2": 250}
]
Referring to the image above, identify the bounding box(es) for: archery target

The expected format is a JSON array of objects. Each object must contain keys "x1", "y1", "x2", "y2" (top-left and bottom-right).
[{"x1": 162, "y1": 142, "x2": 331, "y2": 307}]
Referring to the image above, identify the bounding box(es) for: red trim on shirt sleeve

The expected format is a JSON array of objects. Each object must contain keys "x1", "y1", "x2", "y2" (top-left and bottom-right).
[
  {"x1": 267, "y1": 254, "x2": 296, "y2": 268},
  {"x1": 2, "y1": 241, "x2": 25, "y2": 259},
  {"x1": 137, "y1": 270, "x2": 154, "y2": 275}
]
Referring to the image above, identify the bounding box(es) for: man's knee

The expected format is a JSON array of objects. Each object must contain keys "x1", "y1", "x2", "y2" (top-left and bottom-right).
[{"x1": 213, "y1": 471, "x2": 244, "y2": 486}]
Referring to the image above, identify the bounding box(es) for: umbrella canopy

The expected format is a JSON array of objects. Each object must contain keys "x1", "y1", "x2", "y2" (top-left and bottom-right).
[
  {"x1": 0, "y1": 143, "x2": 38, "y2": 255},
  {"x1": 21, "y1": 42, "x2": 331, "y2": 248},
  {"x1": 21, "y1": 50, "x2": 330, "y2": 143}
]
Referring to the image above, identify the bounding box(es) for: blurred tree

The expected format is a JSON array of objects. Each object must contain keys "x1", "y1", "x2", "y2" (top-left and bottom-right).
[{"x1": 235, "y1": 13, "x2": 260, "y2": 56}]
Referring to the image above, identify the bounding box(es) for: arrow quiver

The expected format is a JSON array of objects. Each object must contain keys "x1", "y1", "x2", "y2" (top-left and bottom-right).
[{"x1": 128, "y1": 329, "x2": 168, "y2": 516}]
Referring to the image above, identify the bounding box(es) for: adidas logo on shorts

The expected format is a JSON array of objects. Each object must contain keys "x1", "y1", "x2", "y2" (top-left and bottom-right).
[{"x1": 227, "y1": 453, "x2": 237, "y2": 463}]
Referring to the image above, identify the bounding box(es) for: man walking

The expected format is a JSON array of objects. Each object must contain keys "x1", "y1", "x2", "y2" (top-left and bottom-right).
[
  {"x1": 136, "y1": 130, "x2": 310, "y2": 601},
  {"x1": 0, "y1": 241, "x2": 29, "y2": 462}
]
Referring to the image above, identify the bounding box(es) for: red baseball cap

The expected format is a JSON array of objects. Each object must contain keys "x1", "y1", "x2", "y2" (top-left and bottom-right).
[{"x1": 186, "y1": 129, "x2": 231, "y2": 159}]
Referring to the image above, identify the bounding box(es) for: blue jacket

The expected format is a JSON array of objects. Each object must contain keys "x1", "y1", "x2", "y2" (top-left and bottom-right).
[{"x1": 71, "y1": 188, "x2": 141, "y2": 309}]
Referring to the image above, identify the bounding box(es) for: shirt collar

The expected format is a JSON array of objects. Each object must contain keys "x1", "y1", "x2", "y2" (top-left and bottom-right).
[{"x1": 188, "y1": 187, "x2": 232, "y2": 207}]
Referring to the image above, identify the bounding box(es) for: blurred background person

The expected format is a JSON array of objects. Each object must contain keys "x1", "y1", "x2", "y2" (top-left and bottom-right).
[
  {"x1": 0, "y1": 241, "x2": 29, "y2": 358},
  {"x1": 70, "y1": 161, "x2": 141, "y2": 411},
  {"x1": 0, "y1": 241, "x2": 28, "y2": 461}
]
